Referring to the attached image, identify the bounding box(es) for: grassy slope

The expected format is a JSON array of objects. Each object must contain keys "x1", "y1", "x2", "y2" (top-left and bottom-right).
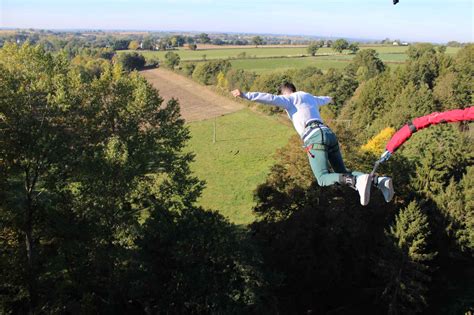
[{"x1": 187, "y1": 108, "x2": 293, "y2": 225}]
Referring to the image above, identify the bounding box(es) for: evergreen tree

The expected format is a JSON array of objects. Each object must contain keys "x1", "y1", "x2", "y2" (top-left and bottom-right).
[
  {"x1": 380, "y1": 201, "x2": 436, "y2": 314},
  {"x1": 459, "y1": 167, "x2": 474, "y2": 253},
  {"x1": 404, "y1": 124, "x2": 471, "y2": 198},
  {"x1": 435, "y1": 167, "x2": 474, "y2": 255},
  {"x1": 384, "y1": 82, "x2": 437, "y2": 130},
  {"x1": 451, "y1": 44, "x2": 473, "y2": 108}
]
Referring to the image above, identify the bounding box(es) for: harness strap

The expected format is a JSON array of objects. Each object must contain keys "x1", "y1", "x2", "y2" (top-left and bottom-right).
[
  {"x1": 317, "y1": 124, "x2": 325, "y2": 144},
  {"x1": 327, "y1": 144, "x2": 339, "y2": 153},
  {"x1": 304, "y1": 143, "x2": 327, "y2": 158},
  {"x1": 302, "y1": 121, "x2": 329, "y2": 143},
  {"x1": 304, "y1": 120, "x2": 334, "y2": 159},
  {"x1": 305, "y1": 144, "x2": 315, "y2": 158}
]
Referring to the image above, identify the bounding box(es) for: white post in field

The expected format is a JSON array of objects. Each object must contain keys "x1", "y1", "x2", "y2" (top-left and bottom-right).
[{"x1": 213, "y1": 118, "x2": 216, "y2": 144}]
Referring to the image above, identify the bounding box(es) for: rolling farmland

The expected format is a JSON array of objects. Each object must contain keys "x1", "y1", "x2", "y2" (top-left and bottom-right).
[{"x1": 123, "y1": 45, "x2": 461, "y2": 74}]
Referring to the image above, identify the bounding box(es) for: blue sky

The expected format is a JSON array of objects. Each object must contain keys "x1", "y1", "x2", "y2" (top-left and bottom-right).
[{"x1": 1, "y1": 0, "x2": 472, "y2": 42}]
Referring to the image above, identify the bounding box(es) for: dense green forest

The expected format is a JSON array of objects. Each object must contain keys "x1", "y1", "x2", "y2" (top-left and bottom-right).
[{"x1": 0, "y1": 41, "x2": 472, "y2": 314}]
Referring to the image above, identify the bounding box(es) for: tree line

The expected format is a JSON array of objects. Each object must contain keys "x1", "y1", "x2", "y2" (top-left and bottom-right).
[{"x1": 3, "y1": 30, "x2": 367, "y2": 53}]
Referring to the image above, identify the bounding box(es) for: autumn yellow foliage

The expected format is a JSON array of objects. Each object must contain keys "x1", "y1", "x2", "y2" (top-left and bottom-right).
[
  {"x1": 216, "y1": 72, "x2": 229, "y2": 90},
  {"x1": 361, "y1": 127, "x2": 396, "y2": 155}
]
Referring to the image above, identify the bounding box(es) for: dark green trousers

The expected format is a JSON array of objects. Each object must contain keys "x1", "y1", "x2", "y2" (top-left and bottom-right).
[{"x1": 304, "y1": 128, "x2": 363, "y2": 186}]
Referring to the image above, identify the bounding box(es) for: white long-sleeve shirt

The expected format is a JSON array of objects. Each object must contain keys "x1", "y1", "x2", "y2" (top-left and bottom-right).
[{"x1": 242, "y1": 91, "x2": 332, "y2": 138}]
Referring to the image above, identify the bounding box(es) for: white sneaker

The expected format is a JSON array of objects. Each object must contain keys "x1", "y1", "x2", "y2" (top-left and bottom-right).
[
  {"x1": 376, "y1": 176, "x2": 394, "y2": 203},
  {"x1": 355, "y1": 174, "x2": 371, "y2": 206}
]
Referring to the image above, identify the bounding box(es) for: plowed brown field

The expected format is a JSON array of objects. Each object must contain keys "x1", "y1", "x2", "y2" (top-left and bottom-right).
[{"x1": 141, "y1": 68, "x2": 243, "y2": 122}]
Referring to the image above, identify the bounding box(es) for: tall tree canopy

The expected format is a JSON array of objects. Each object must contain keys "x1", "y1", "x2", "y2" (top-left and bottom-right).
[{"x1": 0, "y1": 43, "x2": 261, "y2": 313}]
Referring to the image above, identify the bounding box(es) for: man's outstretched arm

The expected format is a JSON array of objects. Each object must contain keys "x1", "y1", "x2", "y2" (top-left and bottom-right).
[
  {"x1": 314, "y1": 96, "x2": 332, "y2": 106},
  {"x1": 232, "y1": 89, "x2": 291, "y2": 108}
]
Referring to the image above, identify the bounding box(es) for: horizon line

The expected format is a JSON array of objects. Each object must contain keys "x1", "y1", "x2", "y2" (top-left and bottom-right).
[{"x1": 2, "y1": 27, "x2": 471, "y2": 44}]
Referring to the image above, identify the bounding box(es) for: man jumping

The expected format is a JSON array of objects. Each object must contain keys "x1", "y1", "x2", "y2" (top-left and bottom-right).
[{"x1": 232, "y1": 82, "x2": 394, "y2": 206}]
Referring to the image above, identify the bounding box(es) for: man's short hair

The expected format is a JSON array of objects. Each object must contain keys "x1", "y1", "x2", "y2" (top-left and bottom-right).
[{"x1": 279, "y1": 82, "x2": 296, "y2": 94}]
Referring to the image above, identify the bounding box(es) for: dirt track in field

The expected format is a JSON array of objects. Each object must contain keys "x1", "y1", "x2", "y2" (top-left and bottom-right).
[{"x1": 141, "y1": 68, "x2": 244, "y2": 122}]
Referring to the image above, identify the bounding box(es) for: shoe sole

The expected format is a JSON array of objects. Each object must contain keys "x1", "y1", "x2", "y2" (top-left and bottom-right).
[
  {"x1": 383, "y1": 178, "x2": 394, "y2": 203},
  {"x1": 357, "y1": 175, "x2": 371, "y2": 206}
]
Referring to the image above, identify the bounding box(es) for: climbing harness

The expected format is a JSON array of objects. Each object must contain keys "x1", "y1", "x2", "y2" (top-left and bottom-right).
[{"x1": 302, "y1": 120, "x2": 335, "y2": 158}]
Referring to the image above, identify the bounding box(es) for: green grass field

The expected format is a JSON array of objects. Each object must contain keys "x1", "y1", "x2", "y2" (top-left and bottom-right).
[
  {"x1": 187, "y1": 108, "x2": 293, "y2": 225},
  {"x1": 124, "y1": 46, "x2": 410, "y2": 62},
  {"x1": 230, "y1": 57, "x2": 350, "y2": 73},
  {"x1": 120, "y1": 45, "x2": 460, "y2": 61},
  {"x1": 122, "y1": 46, "x2": 311, "y2": 61},
  {"x1": 229, "y1": 54, "x2": 412, "y2": 74},
  {"x1": 123, "y1": 45, "x2": 461, "y2": 74},
  {"x1": 122, "y1": 46, "x2": 406, "y2": 61}
]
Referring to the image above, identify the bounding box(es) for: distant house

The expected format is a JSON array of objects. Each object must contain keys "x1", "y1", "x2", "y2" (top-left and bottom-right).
[
  {"x1": 392, "y1": 41, "x2": 399, "y2": 46},
  {"x1": 401, "y1": 42, "x2": 409, "y2": 46}
]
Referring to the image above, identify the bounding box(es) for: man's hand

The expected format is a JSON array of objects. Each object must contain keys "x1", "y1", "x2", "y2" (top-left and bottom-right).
[{"x1": 231, "y1": 89, "x2": 242, "y2": 98}]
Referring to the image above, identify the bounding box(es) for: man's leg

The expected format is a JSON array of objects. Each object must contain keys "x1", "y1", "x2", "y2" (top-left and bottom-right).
[
  {"x1": 307, "y1": 146, "x2": 343, "y2": 186},
  {"x1": 322, "y1": 129, "x2": 363, "y2": 177},
  {"x1": 307, "y1": 146, "x2": 371, "y2": 205},
  {"x1": 325, "y1": 132, "x2": 394, "y2": 202},
  {"x1": 306, "y1": 129, "x2": 372, "y2": 205},
  {"x1": 306, "y1": 130, "x2": 363, "y2": 186},
  {"x1": 327, "y1": 145, "x2": 348, "y2": 173},
  {"x1": 327, "y1": 145, "x2": 364, "y2": 177}
]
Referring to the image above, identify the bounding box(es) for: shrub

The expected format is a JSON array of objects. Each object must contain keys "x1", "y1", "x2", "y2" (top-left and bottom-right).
[
  {"x1": 146, "y1": 57, "x2": 160, "y2": 68},
  {"x1": 182, "y1": 62, "x2": 196, "y2": 77},
  {"x1": 116, "y1": 52, "x2": 145, "y2": 71},
  {"x1": 360, "y1": 127, "x2": 396, "y2": 155},
  {"x1": 164, "y1": 51, "x2": 180, "y2": 69},
  {"x1": 192, "y1": 60, "x2": 231, "y2": 85},
  {"x1": 225, "y1": 69, "x2": 257, "y2": 91}
]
